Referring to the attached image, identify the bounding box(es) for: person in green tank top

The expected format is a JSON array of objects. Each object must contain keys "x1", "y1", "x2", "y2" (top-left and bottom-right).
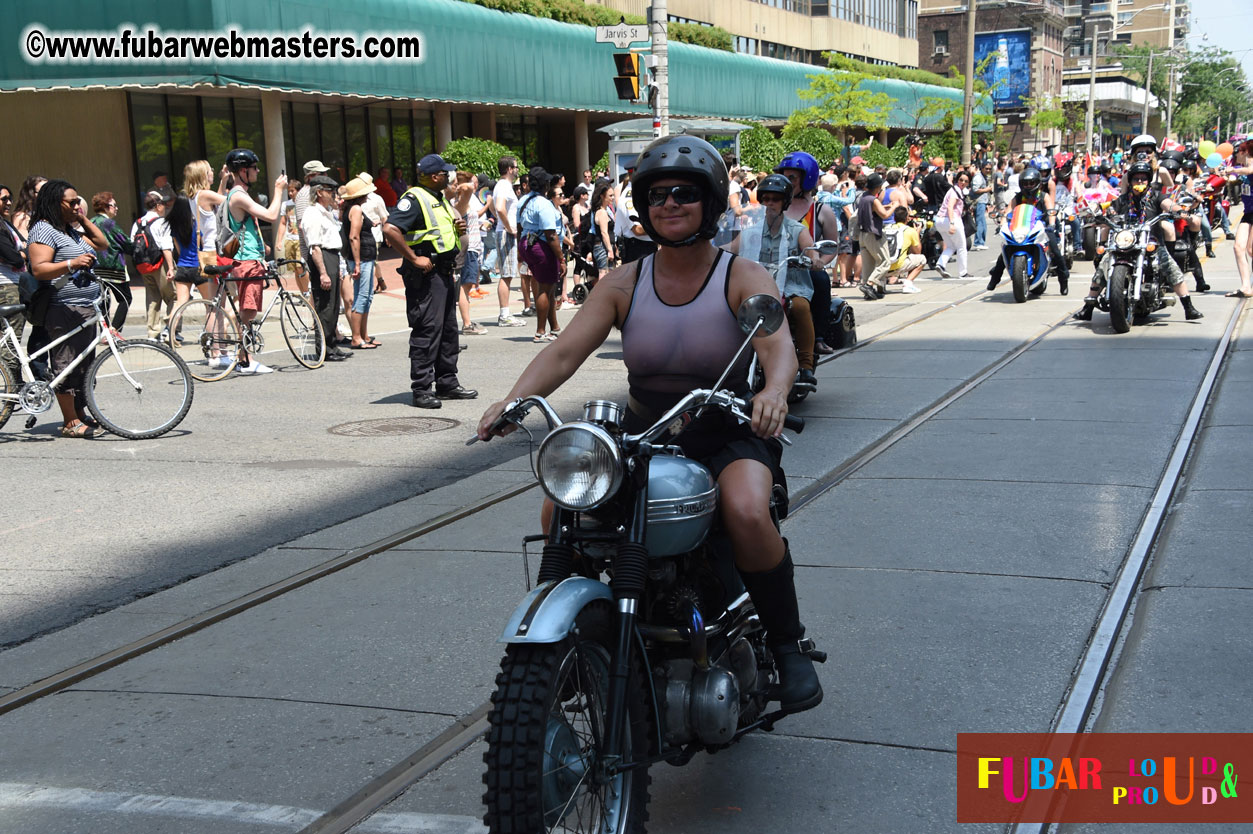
[{"x1": 224, "y1": 148, "x2": 287, "y2": 375}]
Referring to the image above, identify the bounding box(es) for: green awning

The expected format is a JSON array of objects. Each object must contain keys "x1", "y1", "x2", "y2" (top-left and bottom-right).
[{"x1": 6, "y1": 0, "x2": 982, "y2": 129}]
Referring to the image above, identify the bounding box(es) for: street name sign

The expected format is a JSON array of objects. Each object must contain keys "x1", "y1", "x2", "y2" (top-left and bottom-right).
[{"x1": 595, "y1": 24, "x2": 649, "y2": 48}]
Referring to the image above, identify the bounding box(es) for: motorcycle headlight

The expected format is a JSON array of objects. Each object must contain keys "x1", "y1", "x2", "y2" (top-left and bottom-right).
[
  {"x1": 1114, "y1": 230, "x2": 1136, "y2": 250},
  {"x1": 537, "y1": 423, "x2": 624, "y2": 511}
]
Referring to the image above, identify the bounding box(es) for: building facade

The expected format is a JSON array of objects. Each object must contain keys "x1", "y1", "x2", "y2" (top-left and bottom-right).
[
  {"x1": 587, "y1": 0, "x2": 922, "y2": 68},
  {"x1": 918, "y1": 0, "x2": 1067, "y2": 153}
]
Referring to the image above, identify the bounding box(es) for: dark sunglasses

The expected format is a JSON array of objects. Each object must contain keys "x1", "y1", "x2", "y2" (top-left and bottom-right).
[{"x1": 646, "y1": 184, "x2": 703, "y2": 207}]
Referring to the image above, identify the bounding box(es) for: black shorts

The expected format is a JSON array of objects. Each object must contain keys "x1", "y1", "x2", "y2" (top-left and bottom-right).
[
  {"x1": 173, "y1": 265, "x2": 208, "y2": 285},
  {"x1": 1240, "y1": 210, "x2": 1253, "y2": 226},
  {"x1": 625, "y1": 395, "x2": 783, "y2": 482}
]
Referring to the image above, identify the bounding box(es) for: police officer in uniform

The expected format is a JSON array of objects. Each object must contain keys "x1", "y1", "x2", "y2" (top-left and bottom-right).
[{"x1": 383, "y1": 154, "x2": 478, "y2": 409}]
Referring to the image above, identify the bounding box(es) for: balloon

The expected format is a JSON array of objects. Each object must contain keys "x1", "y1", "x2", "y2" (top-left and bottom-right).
[
  {"x1": 1206, "y1": 152, "x2": 1224, "y2": 169},
  {"x1": 1198, "y1": 140, "x2": 1217, "y2": 158},
  {"x1": 1218, "y1": 142, "x2": 1234, "y2": 158}
]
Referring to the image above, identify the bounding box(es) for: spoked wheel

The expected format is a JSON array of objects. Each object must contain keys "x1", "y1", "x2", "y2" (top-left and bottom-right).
[
  {"x1": 1108, "y1": 264, "x2": 1133, "y2": 334},
  {"x1": 0, "y1": 361, "x2": 14, "y2": 431},
  {"x1": 1010, "y1": 255, "x2": 1029, "y2": 303},
  {"x1": 168, "y1": 299, "x2": 240, "y2": 382},
  {"x1": 483, "y1": 602, "x2": 650, "y2": 834},
  {"x1": 280, "y1": 293, "x2": 325, "y2": 369},
  {"x1": 86, "y1": 339, "x2": 194, "y2": 439}
]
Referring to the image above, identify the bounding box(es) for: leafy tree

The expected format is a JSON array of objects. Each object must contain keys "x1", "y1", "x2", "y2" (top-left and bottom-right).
[
  {"x1": 442, "y1": 137, "x2": 522, "y2": 175},
  {"x1": 824, "y1": 53, "x2": 962, "y2": 90},
  {"x1": 1173, "y1": 48, "x2": 1252, "y2": 141},
  {"x1": 1026, "y1": 93, "x2": 1067, "y2": 141},
  {"x1": 779, "y1": 118, "x2": 844, "y2": 168},
  {"x1": 1114, "y1": 43, "x2": 1172, "y2": 104},
  {"x1": 796, "y1": 52, "x2": 895, "y2": 157},
  {"x1": 737, "y1": 123, "x2": 784, "y2": 172},
  {"x1": 860, "y1": 135, "x2": 911, "y2": 168}
]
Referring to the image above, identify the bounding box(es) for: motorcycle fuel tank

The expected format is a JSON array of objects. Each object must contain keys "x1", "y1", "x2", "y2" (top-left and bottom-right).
[{"x1": 645, "y1": 455, "x2": 718, "y2": 557}]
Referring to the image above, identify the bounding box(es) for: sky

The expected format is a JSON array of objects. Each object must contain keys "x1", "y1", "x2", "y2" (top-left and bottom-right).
[{"x1": 1187, "y1": 0, "x2": 1253, "y2": 89}]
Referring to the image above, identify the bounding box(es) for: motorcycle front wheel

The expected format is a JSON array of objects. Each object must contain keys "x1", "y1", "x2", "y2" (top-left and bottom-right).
[
  {"x1": 1108, "y1": 264, "x2": 1133, "y2": 334},
  {"x1": 1010, "y1": 254, "x2": 1029, "y2": 303},
  {"x1": 483, "y1": 601, "x2": 651, "y2": 834},
  {"x1": 1083, "y1": 226, "x2": 1098, "y2": 261}
]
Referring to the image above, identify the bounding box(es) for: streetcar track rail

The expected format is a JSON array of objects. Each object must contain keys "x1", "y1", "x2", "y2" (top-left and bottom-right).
[{"x1": 1008, "y1": 296, "x2": 1248, "y2": 834}]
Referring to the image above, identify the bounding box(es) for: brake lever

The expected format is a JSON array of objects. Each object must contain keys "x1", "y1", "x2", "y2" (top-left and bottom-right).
[{"x1": 727, "y1": 403, "x2": 793, "y2": 446}]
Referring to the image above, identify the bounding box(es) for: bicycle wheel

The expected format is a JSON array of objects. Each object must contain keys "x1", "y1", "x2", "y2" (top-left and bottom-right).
[
  {"x1": 280, "y1": 293, "x2": 325, "y2": 369},
  {"x1": 86, "y1": 339, "x2": 194, "y2": 439},
  {"x1": 0, "y1": 360, "x2": 14, "y2": 431},
  {"x1": 169, "y1": 299, "x2": 240, "y2": 382}
]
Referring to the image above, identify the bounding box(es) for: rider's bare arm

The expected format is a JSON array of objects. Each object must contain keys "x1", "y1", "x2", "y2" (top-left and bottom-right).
[
  {"x1": 477, "y1": 263, "x2": 633, "y2": 439},
  {"x1": 728, "y1": 257, "x2": 797, "y2": 439}
]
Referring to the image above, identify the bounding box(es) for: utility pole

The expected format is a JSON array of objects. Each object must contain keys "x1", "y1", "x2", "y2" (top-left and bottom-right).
[
  {"x1": 960, "y1": 0, "x2": 978, "y2": 165},
  {"x1": 650, "y1": 0, "x2": 669, "y2": 138},
  {"x1": 1084, "y1": 20, "x2": 1105, "y2": 158},
  {"x1": 1141, "y1": 49, "x2": 1153, "y2": 133}
]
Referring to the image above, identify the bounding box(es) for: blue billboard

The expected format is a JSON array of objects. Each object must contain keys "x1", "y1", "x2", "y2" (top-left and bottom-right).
[{"x1": 974, "y1": 30, "x2": 1032, "y2": 109}]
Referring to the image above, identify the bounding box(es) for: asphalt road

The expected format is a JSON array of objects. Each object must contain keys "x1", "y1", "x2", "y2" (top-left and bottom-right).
[{"x1": 0, "y1": 240, "x2": 1249, "y2": 833}]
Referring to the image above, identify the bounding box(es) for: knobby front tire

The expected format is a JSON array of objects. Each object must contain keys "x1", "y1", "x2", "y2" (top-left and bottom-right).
[
  {"x1": 483, "y1": 601, "x2": 650, "y2": 834},
  {"x1": 86, "y1": 339, "x2": 194, "y2": 439}
]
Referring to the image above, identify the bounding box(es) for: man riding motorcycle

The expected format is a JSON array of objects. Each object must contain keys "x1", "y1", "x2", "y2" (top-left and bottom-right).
[
  {"x1": 1053, "y1": 153, "x2": 1082, "y2": 253},
  {"x1": 776, "y1": 151, "x2": 839, "y2": 356},
  {"x1": 1073, "y1": 161, "x2": 1202, "y2": 321},
  {"x1": 723, "y1": 173, "x2": 821, "y2": 389},
  {"x1": 986, "y1": 166, "x2": 1070, "y2": 294},
  {"x1": 477, "y1": 135, "x2": 823, "y2": 715}
]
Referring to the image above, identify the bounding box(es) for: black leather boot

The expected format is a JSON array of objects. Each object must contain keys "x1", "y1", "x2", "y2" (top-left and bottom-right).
[
  {"x1": 740, "y1": 546, "x2": 823, "y2": 715},
  {"x1": 1072, "y1": 298, "x2": 1096, "y2": 321},
  {"x1": 1182, "y1": 296, "x2": 1204, "y2": 320}
]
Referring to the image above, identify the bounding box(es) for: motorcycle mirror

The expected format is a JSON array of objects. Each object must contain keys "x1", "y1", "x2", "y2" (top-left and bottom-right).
[{"x1": 736, "y1": 294, "x2": 785, "y2": 338}]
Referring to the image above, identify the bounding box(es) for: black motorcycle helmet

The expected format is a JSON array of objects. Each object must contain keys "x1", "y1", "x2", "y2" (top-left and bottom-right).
[
  {"x1": 225, "y1": 148, "x2": 260, "y2": 173},
  {"x1": 631, "y1": 135, "x2": 729, "y2": 247},
  {"x1": 1126, "y1": 160, "x2": 1154, "y2": 195},
  {"x1": 1086, "y1": 165, "x2": 1102, "y2": 176},
  {"x1": 1161, "y1": 149, "x2": 1185, "y2": 165},
  {"x1": 1056, "y1": 160, "x2": 1073, "y2": 179},
  {"x1": 1099, "y1": 161, "x2": 1112, "y2": 177},
  {"x1": 1159, "y1": 157, "x2": 1182, "y2": 176},
  {"x1": 755, "y1": 173, "x2": 793, "y2": 211},
  {"x1": 1019, "y1": 166, "x2": 1043, "y2": 195}
]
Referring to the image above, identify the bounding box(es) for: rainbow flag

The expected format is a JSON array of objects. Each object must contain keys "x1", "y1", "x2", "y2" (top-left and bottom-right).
[{"x1": 1009, "y1": 204, "x2": 1041, "y2": 238}]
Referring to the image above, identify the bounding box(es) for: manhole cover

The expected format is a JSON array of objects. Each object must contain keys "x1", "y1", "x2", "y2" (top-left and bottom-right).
[{"x1": 329, "y1": 416, "x2": 460, "y2": 437}]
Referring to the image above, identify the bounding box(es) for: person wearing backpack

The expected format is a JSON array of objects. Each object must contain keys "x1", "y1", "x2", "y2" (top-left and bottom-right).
[
  {"x1": 130, "y1": 188, "x2": 176, "y2": 340},
  {"x1": 221, "y1": 148, "x2": 288, "y2": 374}
]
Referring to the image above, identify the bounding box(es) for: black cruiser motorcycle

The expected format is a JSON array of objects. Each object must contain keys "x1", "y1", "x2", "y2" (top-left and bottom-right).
[{"x1": 474, "y1": 295, "x2": 820, "y2": 833}]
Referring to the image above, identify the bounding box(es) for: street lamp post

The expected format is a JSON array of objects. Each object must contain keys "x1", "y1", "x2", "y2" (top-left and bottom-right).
[{"x1": 960, "y1": 0, "x2": 978, "y2": 166}]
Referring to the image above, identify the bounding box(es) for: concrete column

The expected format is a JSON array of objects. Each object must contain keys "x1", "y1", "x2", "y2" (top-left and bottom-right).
[
  {"x1": 261, "y1": 92, "x2": 287, "y2": 184},
  {"x1": 434, "y1": 103, "x2": 453, "y2": 152},
  {"x1": 574, "y1": 113, "x2": 590, "y2": 178}
]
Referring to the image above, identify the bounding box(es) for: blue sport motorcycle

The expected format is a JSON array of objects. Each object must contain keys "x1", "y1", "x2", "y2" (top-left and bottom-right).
[{"x1": 1000, "y1": 204, "x2": 1051, "y2": 303}]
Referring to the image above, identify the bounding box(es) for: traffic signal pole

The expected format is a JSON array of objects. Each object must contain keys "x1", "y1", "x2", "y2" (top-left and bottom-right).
[{"x1": 651, "y1": 0, "x2": 668, "y2": 137}]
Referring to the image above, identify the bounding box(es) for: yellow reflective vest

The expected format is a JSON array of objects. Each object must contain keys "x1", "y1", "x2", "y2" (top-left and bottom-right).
[{"x1": 400, "y1": 185, "x2": 460, "y2": 255}]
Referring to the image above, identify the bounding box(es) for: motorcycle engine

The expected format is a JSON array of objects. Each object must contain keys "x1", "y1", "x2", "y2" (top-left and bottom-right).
[{"x1": 658, "y1": 638, "x2": 758, "y2": 747}]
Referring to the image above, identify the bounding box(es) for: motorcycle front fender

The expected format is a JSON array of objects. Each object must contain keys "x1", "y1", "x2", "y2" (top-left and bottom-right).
[{"x1": 497, "y1": 577, "x2": 613, "y2": 644}]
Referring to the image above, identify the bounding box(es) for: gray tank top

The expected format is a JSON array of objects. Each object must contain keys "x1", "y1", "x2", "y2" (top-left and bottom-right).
[{"x1": 622, "y1": 249, "x2": 749, "y2": 400}]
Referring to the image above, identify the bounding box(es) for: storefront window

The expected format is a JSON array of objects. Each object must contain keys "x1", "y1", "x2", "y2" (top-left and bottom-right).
[
  {"x1": 234, "y1": 98, "x2": 267, "y2": 185},
  {"x1": 202, "y1": 98, "x2": 236, "y2": 178},
  {"x1": 319, "y1": 104, "x2": 346, "y2": 183},
  {"x1": 346, "y1": 105, "x2": 368, "y2": 181},
  {"x1": 167, "y1": 95, "x2": 204, "y2": 187},
  {"x1": 290, "y1": 102, "x2": 320, "y2": 180},
  {"x1": 414, "y1": 109, "x2": 434, "y2": 158},
  {"x1": 369, "y1": 106, "x2": 392, "y2": 177},
  {"x1": 392, "y1": 107, "x2": 415, "y2": 188},
  {"x1": 130, "y1": 93, "x2": 171, "y2": 200}
]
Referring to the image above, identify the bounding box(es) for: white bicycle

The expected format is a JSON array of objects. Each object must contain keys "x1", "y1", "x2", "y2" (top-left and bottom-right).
[{"x1": 0, "y1": 276, "x2": 194, "y2": 439}]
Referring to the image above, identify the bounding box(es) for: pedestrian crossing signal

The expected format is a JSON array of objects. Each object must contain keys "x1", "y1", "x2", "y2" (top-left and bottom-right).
[{"x1": 614, "y1": 52, "x2": 641, "y2": 101}]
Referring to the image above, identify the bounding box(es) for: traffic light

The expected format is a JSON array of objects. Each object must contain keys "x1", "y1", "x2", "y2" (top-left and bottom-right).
[{"x1": 614, "y1": 52, "x2": 641, "y2": 101}]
